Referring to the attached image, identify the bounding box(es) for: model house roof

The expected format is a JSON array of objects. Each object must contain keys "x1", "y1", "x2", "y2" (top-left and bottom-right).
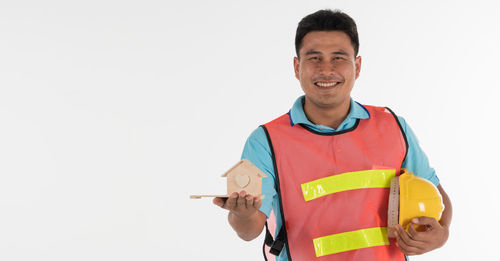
[{"x1": 221, "y1": 159, "x2": 268, "y2": 178}]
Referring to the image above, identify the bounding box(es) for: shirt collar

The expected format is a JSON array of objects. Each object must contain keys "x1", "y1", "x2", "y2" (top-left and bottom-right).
[{"x1": 289, "y1": 95, "x2": 370, "y2": 131}]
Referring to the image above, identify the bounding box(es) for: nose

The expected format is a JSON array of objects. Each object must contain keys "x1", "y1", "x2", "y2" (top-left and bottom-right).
[{"x1": 317, "y1": 59, "x2": 336, "y2": 75}]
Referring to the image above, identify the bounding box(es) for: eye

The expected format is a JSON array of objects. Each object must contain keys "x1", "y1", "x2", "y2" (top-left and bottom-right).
[{"x1": 309, "y1": 56, "x2": 321, "y2": 61}]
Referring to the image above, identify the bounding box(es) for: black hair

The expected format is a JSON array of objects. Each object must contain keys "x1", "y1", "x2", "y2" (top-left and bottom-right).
[{"x1": 295, "y1": 9, "x2": 359, "y2": 57}]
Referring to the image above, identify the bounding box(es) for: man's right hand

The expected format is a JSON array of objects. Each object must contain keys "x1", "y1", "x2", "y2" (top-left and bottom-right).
[
  {"x1": 213, "y1": 190, "x2": 266, "y2": 241},
  {"x1": 213, "y1": 190, "x2": 262, "y2": 218}
]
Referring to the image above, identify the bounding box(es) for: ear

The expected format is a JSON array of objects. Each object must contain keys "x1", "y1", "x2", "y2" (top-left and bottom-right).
[
  {"x1": 355, "y1": 56, "x2": 362, "y2": 79},
  {"x1": 293, "y1": 56, "x2": 300, "y2": 80}
]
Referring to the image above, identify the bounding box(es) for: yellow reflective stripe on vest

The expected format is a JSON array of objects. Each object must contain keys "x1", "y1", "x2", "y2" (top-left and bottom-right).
[
  {"x1": 301, "y1": 169, "x2": 396, "y2": 201},
  {"x1": 313, "y1": 227, "x2": 389, "y2": 257}
]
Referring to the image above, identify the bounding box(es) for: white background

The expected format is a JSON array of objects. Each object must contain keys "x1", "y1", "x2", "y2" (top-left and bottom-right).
[{"x1": 1, "y1": 0, "x2": 499, "y2": 260}]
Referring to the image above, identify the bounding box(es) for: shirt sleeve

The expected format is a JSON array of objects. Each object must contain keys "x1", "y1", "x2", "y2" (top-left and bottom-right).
[
  {"x1": 398, "y1": 116, "x2": 440, "y2": 186},
  {"x1": 241, "y1": 126, "x2": 277, "y2": 218}
]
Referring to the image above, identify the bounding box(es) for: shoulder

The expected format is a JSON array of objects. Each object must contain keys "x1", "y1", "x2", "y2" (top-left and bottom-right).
[
  {"x1": 365, "y1": 104, "x2": 409, "y2": 134},
  {"x1": 396, "y1": 115, "x2": 408, "y2": 133},
  {"x1": 241, "y1": 127, "x2": 272, "y2": 166},
  {"x1": 264, "y1": 113, "x2": 292, "y2": 127},
  {"x1": 360, "y1": 104, "x2": 406, "y2": 127},
  {"x1": 245, "y1": 126, "x2": 269, "y2": 147}
]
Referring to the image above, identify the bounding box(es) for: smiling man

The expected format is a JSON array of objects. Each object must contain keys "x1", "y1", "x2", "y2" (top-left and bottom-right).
[
  {"x1": 295, "y1": 30, "x2": 360, "y2": 131},
  {"x1": 213, "y1": 9, "x2": 452, "y2": 261}
]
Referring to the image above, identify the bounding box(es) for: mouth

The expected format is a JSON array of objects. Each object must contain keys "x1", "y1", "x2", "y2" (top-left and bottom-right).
[{"x1": 314, "y1": 81, "x2": 341, "y2": 89}]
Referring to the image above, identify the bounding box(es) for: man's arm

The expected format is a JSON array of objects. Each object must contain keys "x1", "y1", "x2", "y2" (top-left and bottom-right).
[
  {"x1": 393, "y1": 184, "x2": 453, "y2": 255},
  {"x1": 213, "y1": 127, "x2": 273, "y2": 241},
  {"x1": 213, "y1": 190, "x2": 267, "y2": 241},
  {"x1": 436, "y1": 184, "x2": 452, "y2": 229}
]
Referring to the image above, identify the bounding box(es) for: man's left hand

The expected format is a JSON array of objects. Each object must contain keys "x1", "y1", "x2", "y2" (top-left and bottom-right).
[{"x1": 393, "y1": 216, "x2": 449, "y2": 255}]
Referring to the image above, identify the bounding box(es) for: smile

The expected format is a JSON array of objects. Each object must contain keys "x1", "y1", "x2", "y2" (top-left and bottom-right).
[{"x1": 314, "y1": 81, "x2": 341, "y2": 88}]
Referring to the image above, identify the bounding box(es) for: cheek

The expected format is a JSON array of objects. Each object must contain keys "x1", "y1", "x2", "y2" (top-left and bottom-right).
[
  {"x1": 337, "y1": 64, "x2": 356, "y2": 78},
  {"x1": 300, "y1": 65, "x2": 316, "y2": 79}
]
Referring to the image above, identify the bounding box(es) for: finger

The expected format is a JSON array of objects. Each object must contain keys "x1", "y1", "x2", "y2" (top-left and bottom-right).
[
  {"x1": 253, "y1": 196, "x2": 262, "y2": 209},
  {"x1": 412, "y1": 217, "x2": 439, "y2": 227},
  {"x1": 396, "y1": 225, "x2": 425, "y2": 250},
  {"x1": 245, "y1": 194, "x2": 254, "y2": 209},
  {"x1": 408, "y1": 223, "x2": 425, "y2": 242},
  {"x1": 236, "y1": 191, "x2": 247, "y2": 208},
  {"x1": 396, "y1": 243, "x2": 419, "y2": 256},
  {"x1": 213, "y1": 197, "x2": 226, "y2": 208},
  {"x1": 225, "y1": 192, "x2": 239, "y2": 209},
  {"x1": 395, "y1": 241, "x2": 418, "y2": 256},
  {"x1": 394, "y1": 228, "x2": 423, "y2": 255},
  {"x1": 395, "y1": 225, "x2": 411, "y2": 246}
]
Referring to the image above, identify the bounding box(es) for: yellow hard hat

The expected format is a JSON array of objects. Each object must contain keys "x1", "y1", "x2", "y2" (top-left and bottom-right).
[{"x1": 388, "y1": 169, "x2": 444, "y2": 235}]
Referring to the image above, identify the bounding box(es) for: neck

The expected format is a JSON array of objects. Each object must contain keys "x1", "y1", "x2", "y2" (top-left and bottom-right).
[{"x1": 303, "y1": 98, "x2": 351, "y2": 130}]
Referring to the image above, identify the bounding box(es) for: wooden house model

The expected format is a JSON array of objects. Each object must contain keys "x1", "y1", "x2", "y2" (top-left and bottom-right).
[
  {"x1": 190, "y1": 159, "x2": 267, "y2": 199},
  {"x1": 221, "y1": 159, "x2": 267, "y2": 196}
]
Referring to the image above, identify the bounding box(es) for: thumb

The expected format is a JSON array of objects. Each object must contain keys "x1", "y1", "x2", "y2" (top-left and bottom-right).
[
  {"x1": 213, "y1": 197, "x2": 225, "y2": 208},
  {"x1": 412, "y1": 216, "x2": 439, "y2": 226}
]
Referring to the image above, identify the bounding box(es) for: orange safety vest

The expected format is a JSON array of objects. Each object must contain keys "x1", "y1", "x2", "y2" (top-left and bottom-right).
[{"x1": 262, "y1": 105, "x2": 407, "y2": 260}]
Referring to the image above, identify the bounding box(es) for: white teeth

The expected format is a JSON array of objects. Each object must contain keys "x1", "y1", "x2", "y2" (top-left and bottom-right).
[{"x1": 316, "y1": 82, "x2": 338, "y2": 87}]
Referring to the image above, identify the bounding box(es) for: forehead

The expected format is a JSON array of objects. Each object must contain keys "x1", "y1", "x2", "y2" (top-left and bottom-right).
[{"x1": 300, "y1": 31, "x2": 354, "y2": 56}]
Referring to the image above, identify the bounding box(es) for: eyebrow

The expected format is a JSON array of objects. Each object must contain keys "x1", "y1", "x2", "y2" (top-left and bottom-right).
[
  {"x1": 304, "y1": 50, "x2": 322, "y2": 56},
  {"x1": 304, "y1": 49, "x2": 349, "y2": 56},
  {"x1": 331, "y1": 50, "x2": 349, "y2": 56}
]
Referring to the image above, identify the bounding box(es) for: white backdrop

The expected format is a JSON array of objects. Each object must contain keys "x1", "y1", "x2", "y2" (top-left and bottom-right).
[{"x1": 1, "y1": 0, "x2": 499, "y2": 260}]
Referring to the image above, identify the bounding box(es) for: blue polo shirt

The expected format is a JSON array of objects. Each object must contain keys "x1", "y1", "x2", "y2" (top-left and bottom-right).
[{"x1": 241, "y1": 96, "x2": 439, "y2": 260}]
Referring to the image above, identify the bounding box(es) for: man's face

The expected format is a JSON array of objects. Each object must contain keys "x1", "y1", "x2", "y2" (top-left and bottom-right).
[{"x1": 294, "y1": 31, "x2": 362, "y2": 110}]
